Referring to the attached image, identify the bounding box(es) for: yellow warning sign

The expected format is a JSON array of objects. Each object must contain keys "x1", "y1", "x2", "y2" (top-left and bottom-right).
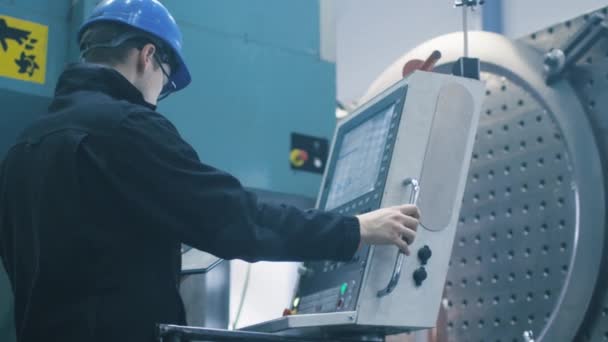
[{"x1": 0, "y1": 15, "x2": 48, "y2": 84}]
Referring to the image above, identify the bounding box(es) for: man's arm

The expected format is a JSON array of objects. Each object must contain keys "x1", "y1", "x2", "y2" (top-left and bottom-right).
[{"x1": 98, "y1": 111, "x2": 361, "y2": 262}]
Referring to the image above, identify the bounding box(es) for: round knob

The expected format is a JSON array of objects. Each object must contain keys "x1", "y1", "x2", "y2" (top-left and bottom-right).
[
  {"x1": 418, "y1": 245, "x2": 432, "y2": 265},
  {"x1": 413, "y1": 267, "x2": 428, "y2": 287}
]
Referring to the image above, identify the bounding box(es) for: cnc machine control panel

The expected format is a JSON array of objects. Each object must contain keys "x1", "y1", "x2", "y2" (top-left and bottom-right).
[
  {"x1": 294, "y1": 86, "x2": 407, "y2": 316},
  {"x1": 243, "y1": 71, "x2": 485, "y2": 336}
]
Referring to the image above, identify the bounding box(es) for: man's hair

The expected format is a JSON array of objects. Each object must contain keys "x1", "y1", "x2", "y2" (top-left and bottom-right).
[{"x1": 79, "y1": 22, "x2": 157, "y2": 66}]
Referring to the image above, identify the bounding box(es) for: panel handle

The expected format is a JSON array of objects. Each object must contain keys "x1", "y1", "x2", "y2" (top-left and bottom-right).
[{"x1": 377, "y1": 178, "x2": 420, "y2": 297}]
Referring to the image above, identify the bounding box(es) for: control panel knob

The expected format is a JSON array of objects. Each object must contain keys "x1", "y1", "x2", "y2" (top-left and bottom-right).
[
  {"x1": 413, "y1": 267, "x2": 428, "y2": 287},
  {"x1": 418, "y1": 245, "x2": 432, "y2": 265}
]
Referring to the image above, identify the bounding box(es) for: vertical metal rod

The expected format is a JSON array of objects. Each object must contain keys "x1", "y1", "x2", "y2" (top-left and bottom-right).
[{"x1": 463, "y1": 5, "x2": 469, "y2": 57}]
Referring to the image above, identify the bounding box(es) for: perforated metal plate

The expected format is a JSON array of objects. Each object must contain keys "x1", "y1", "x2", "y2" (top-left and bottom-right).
[
  {"x1": 364, "y1": 28, "x2": 606, "y2": 342},
  {"x1": 444, "y1": 72, "x2": 576, "y2": 341},
  {"x1": 519, "y1": 7, "x2": 608, "y2": 342}
]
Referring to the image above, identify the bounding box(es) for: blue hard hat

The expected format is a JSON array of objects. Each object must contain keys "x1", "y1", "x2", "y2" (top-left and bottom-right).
[{"x1": 78, "y1": 0, "x2": 191, "y2": 93}]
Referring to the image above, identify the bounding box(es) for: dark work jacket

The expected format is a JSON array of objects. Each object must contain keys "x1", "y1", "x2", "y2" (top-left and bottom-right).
[{"x1": 0, "y1": 64, "x2": 360, "y2": 342}]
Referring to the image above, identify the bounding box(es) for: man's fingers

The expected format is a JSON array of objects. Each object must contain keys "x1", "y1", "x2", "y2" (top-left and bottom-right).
[
  {"x1": 394, "y1": 237, "x2": 411, "y2": 255},
  {"x1": 395, "y1": 214, "x2": 419, "y2": 231},
  {"x1": 397, "y1": 204, "x2": 421, "y2": 219},
  {"x1": 397, "y1": 226, "x2": 416, "y2": 245},
  {"x1": 405, "y1": 216, "x2": 419, "y2": 231}
]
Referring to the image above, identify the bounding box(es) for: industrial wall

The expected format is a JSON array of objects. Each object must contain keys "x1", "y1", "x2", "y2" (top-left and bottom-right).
[
  {"x1": 335, "y1": 0, "x2": 483, "y2": 107},
  {"x1": 335, "y1": 0, "x2": 607, "y2": 107},
  {"x1": 160, "y1": 0, "x2": 336, "y2": 198}
]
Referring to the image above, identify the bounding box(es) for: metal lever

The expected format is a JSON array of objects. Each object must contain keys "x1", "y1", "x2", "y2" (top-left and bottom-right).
[{"x1": 377, "y1": 178, "x2": 420, "y2": 297}]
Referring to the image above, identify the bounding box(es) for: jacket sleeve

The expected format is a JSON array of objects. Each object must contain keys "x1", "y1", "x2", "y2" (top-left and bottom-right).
[{"x1": 99, "y1": 111, "x2": 360, "y2": 262}]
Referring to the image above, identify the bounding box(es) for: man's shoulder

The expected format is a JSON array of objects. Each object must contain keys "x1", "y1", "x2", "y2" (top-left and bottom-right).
[
  {"x1": 73, "y1": 90, "x2": 159, "y2": 131},
  {"x1": 117, "y1": 104, "x2": 180, "y2": 141},
  {"x1": 19, "y1": 91, "x2": 163, "y2": 143},
  {"x1": 75, "y1": 93, "x2": 183, "y2": 150}
]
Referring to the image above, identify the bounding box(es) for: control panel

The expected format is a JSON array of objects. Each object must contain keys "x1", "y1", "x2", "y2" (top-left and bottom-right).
[
  {"x1": 291, "y1": 86, "x2": 407, "y2": 315},
  {"x1": 242, "y1": 71, "x2": 485, "y2": 337}
]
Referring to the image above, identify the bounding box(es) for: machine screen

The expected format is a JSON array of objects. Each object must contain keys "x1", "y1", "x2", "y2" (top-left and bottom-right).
[
  {"x1": 325, "y1": 104, "x2": 396, "y2": 210},
  {"x1": 290, "y1": 86, "x2": 407, "y2": 316}
]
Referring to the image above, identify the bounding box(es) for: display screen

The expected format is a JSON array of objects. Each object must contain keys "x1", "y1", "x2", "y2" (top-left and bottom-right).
[{"x1": 325, "y1": 104, "x2": 396, "y2": 210}]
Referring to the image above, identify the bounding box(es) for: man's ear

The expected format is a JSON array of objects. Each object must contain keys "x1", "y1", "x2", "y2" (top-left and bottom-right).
[
  {"x1": 137, "y1": 44, "x2": 156, "y2": 72},
  {"x1": 145, "y1": 44, "x2": 156, "y2": 61}
]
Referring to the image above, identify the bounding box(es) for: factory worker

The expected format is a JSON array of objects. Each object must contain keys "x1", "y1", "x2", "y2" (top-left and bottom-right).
[{"x1": 0, "y1": 1, "x2": 420, "y2": 341}]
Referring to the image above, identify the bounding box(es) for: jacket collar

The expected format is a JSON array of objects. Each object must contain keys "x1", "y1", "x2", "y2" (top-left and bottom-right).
[{"x1": 52, "y1": 63, "x2": 156, "y2": 111}]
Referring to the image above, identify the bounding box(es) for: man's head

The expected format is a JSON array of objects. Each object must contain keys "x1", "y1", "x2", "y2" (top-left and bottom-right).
[
  {"x1": 77, "y1": 0, "x2": 191, "y2": 105},
  {"x1": 80, "y1": 22, "x2": 176, "y2": 105}
]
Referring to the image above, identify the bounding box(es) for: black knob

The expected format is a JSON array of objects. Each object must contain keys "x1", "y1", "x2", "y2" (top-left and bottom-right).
[
  {"x1": 418, "y1": 245, "x2": 432, "y2": 265},
  {"x1": 413, "y1": 267, "x2": 428, "y2": 287}
]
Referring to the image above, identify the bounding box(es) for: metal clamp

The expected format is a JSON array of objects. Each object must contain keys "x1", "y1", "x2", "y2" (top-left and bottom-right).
[
  {"x1": 544, "y1": 12, "x2": 608, "y2": 85},
  {"x1": 377, "y1": 178, "x2": 420, "y2": 297}
]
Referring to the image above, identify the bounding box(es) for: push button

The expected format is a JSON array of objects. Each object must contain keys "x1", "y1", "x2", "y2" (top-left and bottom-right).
[
  {"x1": 418, "y1": 245, "x2": 432, "y2": 265},
  {"x1": 413, "y1": 267, "x2": 428, "y2": 287}
]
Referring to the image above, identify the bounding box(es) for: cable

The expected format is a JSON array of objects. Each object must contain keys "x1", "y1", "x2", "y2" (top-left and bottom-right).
[{"x1": 230, "y1": 263, "x2": 252, "y2": 330}]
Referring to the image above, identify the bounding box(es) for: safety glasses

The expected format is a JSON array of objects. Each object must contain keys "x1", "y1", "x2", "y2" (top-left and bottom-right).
[{"x1": 153, "y1": 52, "x2": 175, "y2": 101}]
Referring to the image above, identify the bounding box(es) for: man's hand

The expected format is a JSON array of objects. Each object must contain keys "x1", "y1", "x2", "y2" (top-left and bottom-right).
[{"x1": 356, "y1": 204, "x2": 420, "y2": 256}]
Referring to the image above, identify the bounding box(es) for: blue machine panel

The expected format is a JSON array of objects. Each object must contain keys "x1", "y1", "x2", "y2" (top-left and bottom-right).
[
  {"x1": 160, "y1": 0, "x2": 335, "y2": 197},
  {"x1": 162, "y1": 0, "x2": 320, "y2": 55}
]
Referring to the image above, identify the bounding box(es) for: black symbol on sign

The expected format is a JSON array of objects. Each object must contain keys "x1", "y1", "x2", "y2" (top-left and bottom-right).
[
  {"x1": 25, "y1": 38, "x2": 38, "y2": 51},
  {"x1": 15, "y1": 52, "x2": 39, "y2": 76},
  {"x1": 0, "y1": 18, "x2": 31, "y2": 52}
]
